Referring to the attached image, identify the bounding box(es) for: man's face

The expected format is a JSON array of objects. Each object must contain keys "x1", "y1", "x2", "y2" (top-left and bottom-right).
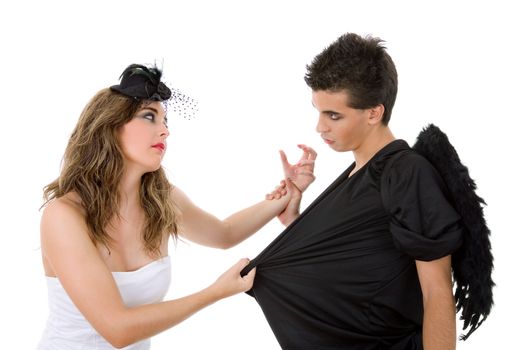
[{"x1": 312, "y1": 90, "x2": 371, "y2": 152}]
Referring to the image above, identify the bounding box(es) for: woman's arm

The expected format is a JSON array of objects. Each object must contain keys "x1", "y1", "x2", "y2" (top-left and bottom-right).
[
  {"x1": 175, "y1": 145, "x2": 316, "y2": 247},
  {"x1": 173, "y1": 184, "x2": 292, "y2": 248},
  {"x1": 266, "y1": 178, "x2": 303, "y2": 226},
  {"x1": 416, "y1": 255, "x2": 456, "y2": 350},
  {"x1": 40, "y1": 199, "x2": 255, "y2": 348}
]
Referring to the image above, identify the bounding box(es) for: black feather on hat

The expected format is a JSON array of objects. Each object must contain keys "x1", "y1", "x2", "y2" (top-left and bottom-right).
[{"x1": 110, "y1": 64, "x2": 172, "y2": 101}]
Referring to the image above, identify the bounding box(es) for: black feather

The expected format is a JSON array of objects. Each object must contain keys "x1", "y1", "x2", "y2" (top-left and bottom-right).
[{"x1": 412, "y1": 124, "x2": 494, "y2": 340}]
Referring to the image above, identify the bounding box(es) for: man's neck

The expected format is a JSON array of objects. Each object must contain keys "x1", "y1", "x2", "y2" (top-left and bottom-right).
[{"x1": 353, "y1": 126, "x2": 395, "y2": 170}]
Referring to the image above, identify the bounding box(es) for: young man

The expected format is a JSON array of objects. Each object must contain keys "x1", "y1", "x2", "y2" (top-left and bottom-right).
[{"x1": 245, "y1": 33, "x2": 465, "y2": 349}]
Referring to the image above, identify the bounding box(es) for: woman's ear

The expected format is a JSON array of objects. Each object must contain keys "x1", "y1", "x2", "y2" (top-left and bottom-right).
[{"x1": 368, "y1": 104, "x2": 385, "y2": 125}]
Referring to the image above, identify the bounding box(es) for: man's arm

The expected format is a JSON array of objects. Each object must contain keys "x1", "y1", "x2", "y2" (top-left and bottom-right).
[{"x1": 416, "y1": 255, "x2": 456, "y2": 350}]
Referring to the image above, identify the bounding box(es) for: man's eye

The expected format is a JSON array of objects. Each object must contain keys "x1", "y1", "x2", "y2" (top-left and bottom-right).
[{"x1": 329, "y1": 113, "x2": 340, "y2": 120}]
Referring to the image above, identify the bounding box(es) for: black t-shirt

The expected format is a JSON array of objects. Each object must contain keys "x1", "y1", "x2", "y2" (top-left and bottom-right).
[{"x1": 246, "y1": 140, "x2": 463, "y2": 350}]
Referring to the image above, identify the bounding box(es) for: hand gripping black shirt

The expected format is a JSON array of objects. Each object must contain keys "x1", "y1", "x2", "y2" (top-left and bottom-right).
[{"x1": 243, "y1": 140, "x2": 463, "y2": 350}]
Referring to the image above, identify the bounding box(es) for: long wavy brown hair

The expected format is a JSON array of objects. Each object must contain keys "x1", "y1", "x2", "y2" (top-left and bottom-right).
[{"x1": 43, "y1": 88, "x2": 179, "y2": 256}]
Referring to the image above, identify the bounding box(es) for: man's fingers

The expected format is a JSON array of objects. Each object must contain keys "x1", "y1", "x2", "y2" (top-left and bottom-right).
[
  {"x1": 296, "y1": 159, "x2": 315, "y2": 167},
  {"x1": 294, "y1": 170, "x2": 315, "y2": 178},
  {"x1": 298, "y1": 144, "x2": 317, "y2": 160},
  {"x1": 279, "y1": 150, "x2": 289, "y2": 166}
]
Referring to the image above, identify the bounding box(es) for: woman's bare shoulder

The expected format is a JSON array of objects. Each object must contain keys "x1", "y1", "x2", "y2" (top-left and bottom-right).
[
  {"x1": 40, "y1": 193, "x2": 93, "y2": 276},
  {"x1": 41, "y1": 192, "x2": 87, "y2": 230},
  {"x1": 42, "y1": 192, "x2": 83, "y2": 214}
]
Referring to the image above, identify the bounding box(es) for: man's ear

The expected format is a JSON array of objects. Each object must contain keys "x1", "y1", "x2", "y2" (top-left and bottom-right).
[{"x1": 368, "y1": 104, "x2": 385, "y2": 125}]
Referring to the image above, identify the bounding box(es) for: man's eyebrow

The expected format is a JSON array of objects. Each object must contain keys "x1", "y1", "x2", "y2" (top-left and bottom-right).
[
  {"x1": 311, "y1": 101, "x2": 341, "y2": 115},
  {"x1": 321, "y1": 109, "x2": 341, "y2": 115}
]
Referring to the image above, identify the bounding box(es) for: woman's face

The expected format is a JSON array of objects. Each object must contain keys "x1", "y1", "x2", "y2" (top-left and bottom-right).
[{"x1": 118, "y1": 101, "x2": 169, "y2": 174}]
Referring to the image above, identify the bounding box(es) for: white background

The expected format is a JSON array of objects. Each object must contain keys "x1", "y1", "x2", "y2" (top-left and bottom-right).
[{"x1": 1, "y1": 0, "x2": 523, "y2": 349}]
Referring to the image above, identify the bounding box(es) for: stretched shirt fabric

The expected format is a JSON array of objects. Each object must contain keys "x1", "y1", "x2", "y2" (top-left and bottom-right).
[
  {"x1": 244, "y1": 140, "x2": 463, "y2": 350},
  {"x1": 37, "y1": 256, "x2": 171, "y2": 350}
]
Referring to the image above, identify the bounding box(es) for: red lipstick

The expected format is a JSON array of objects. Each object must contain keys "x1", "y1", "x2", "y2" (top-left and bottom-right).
[{"x1": 152, "y1": 143, "x2": 166, "y2": 152}]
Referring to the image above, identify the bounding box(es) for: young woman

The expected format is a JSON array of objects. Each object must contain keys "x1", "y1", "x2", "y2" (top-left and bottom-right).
[{"x1": 37, "y1": 63, "x2": 316, "y2": 349}]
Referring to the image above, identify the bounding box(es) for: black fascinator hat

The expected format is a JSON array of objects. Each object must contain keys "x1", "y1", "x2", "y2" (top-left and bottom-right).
[{"x1": 110, "y1": 64, "x2": 172, "y2": 101}]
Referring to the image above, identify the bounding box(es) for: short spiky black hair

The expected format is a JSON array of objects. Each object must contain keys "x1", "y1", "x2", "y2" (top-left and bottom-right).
[{"x1": 305, "y1": 33, "x2": 398, "y2": 125}]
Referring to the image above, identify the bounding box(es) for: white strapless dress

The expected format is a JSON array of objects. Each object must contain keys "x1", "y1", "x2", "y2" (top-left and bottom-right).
[{"x1": 37, "y1": 256, "x2": 171, "y2": 350}]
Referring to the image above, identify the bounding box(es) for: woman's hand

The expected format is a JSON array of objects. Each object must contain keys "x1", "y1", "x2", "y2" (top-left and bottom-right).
[
  {"x1": 280, "y1": 144, "x2": 317, "y2": 193},
  {"x1": 276, "y1": 178, "x2": 302, "y2": 226},
  {"x1": 265, "y1": 179, "x2": 288, "y2": 200},
  {"x1": 266, "y1": 178, "x2": 302, "y2": 226},
  {"x1": 209, "y1": 258, "x2": 256, "y2": 299}
]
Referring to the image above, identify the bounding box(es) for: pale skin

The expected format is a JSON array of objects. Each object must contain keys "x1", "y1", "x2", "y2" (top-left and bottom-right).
[
  {"x1": 40, "y1": 101, "x2": 316, "y2": 348},
  {"x1": 309, "y1": 89, "x2": 456, "y2": 350},
  {"x1": 266, "y1": 146, "x2": 316, "y2": 226}
]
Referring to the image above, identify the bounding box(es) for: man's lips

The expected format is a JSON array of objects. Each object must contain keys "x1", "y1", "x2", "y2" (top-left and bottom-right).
[{"x1": 322, "y1": 137, "x2": 334, "y2": 145}]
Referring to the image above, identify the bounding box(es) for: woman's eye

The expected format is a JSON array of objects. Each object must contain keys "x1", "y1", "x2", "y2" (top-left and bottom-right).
[{"x1": 143, "y1": 113, "x2": 155, "y2": 121}]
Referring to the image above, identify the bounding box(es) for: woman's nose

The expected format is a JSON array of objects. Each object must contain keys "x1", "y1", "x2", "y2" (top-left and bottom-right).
[{"x1": 160, "y1": 124, "x2": 170, "y2": 138}]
